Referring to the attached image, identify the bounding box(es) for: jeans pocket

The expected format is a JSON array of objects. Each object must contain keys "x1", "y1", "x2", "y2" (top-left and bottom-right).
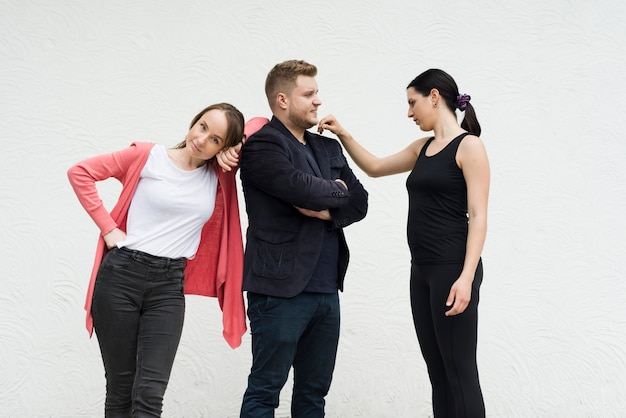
[
  {"x1": 247, "y1": 293, "x2": 271, "y2": 318},
  {"x1": 165, "y1": 268, "x2": 185, "y2": 294},
  {"x1": 247, "y1": 293, "x2": 284, "y2": 321},
  {"x1": 101, "y1": 248, "x2": 133, "y2": 270}
]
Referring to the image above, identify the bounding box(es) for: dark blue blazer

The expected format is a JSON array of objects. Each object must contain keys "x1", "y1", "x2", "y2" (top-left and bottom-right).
[{"x1": 240, "y1": 117, "x2": 368, "y2": 297}]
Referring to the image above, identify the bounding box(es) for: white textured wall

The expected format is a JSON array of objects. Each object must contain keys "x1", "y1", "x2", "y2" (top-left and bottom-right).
[{"x1": 1, "y1": 0, "x2": 625, "y2": 416}]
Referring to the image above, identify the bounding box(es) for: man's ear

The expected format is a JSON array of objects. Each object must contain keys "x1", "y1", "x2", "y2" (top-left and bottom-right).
[{"x1": 276, "y1": 92, "x2": 288, "y2": 110}]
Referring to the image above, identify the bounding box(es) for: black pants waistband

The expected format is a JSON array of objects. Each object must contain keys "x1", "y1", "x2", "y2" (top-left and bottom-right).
[{"x1": 117, "y1": 246, "x2": 186, "y2": 269}]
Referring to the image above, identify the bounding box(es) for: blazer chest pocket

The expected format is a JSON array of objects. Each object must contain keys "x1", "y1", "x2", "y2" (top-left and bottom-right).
[
  {"x1": 329, "y1": 155, "x2": 346, "y2": 177},
  {"x1": 253, "y1": 228, "x2": 296, "y2": 280}
]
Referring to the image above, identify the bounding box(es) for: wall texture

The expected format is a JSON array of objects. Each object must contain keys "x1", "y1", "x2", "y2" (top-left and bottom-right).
[{"x1": 1, "y1": 0, "x2": 625, "y2": 416}]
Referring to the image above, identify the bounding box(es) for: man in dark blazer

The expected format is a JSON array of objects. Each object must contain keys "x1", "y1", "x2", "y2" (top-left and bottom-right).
[{"x1": 239, "y1": 60, "x2": 368, "y2": 417}]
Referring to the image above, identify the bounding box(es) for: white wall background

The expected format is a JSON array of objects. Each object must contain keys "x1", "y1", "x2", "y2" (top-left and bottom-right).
[{"x1": 1, "y1": 0, "x2": 625, "y2": 416}]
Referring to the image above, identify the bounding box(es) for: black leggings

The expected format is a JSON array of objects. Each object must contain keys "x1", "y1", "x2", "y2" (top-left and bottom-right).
[{"x1": 410, "y1": 261, "x2": 485, "y2": 418}]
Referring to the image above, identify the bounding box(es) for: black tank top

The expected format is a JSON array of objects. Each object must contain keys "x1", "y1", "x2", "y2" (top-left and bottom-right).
[{"x1": 406, "y1": 133, "x2": 469, "y2": 264}]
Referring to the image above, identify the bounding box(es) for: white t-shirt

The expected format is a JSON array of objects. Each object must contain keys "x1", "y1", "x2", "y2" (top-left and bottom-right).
[{"x1": 117, "y1": 144, "x2": 218, "y2": 259}]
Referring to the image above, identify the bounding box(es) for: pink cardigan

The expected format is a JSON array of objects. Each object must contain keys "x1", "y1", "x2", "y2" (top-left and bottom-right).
[{"x1": 67, "y1": 142, "x2": 247, "y2": 348}]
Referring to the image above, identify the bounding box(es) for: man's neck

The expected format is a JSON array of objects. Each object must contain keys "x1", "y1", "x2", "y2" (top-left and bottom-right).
[{"x1": 275, "y1": 115, "x2": 306, "y2": 144}]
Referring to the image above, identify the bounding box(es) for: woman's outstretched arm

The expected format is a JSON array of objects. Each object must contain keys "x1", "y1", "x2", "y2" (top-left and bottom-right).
[{"x1": 318, "y1": 114, "x2": 425, "y2": 178}]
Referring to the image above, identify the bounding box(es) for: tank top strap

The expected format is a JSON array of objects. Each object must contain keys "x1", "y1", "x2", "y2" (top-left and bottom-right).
[
  {"x1": 453, "y1": 132, "x2": 471, "y2": 144},
  {"x1": 448, "y1": 132, "x2": 471, "y2": 153},
  {"x1": 419, "y1": 137, "x2": 436, "y2": 158},
  {"x1": 419, "y1": 133, "x2": 470, "y2": 160}
]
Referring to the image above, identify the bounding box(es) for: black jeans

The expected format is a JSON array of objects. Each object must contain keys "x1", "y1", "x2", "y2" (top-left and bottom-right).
[{"x1": 92, "y1": 247, "x2": 186, "y2": 418}]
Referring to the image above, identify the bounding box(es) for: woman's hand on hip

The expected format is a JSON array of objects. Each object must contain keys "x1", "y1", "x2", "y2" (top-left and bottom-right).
[{"x1": 103, "y1": 227, "x2": 126, "y2": 250}]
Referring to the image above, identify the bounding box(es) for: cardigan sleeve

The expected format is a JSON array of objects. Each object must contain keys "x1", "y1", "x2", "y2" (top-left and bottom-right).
[
  {"x1": 69, "y1": 142, "x2": 153, "y2": 338},
  {"x1": 183, "y1": 118, "x2": 269, "y2": 348},
  {"x1": 67, "y1": 143, "x2": 149, "y2": 235},
  {"x1": 220, "y1": 117, "x2": 269, "y2": 346},
  {"x1": 183, "y1": 167, "x2": 246, "y2": 348}
]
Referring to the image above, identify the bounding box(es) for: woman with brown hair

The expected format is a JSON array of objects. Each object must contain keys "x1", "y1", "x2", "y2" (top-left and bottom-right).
[{"x1": 68, "y1": 103, "x2": 249, "y2": 417}]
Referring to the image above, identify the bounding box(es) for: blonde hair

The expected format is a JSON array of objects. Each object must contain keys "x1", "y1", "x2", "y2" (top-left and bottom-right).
[{"x1": 265, "y1": 60, "x2": 317, "y2": 108}]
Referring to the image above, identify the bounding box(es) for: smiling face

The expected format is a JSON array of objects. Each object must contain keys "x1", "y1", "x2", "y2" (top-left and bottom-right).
[
  {"x1": 407, "y1": 87, "x2": 435, "y2": 132},
  {"x1": 184, "y1": 109, "x2": 229, "y2": 162},
  {"x1": 284, "y1": 75, "x2": 321, "y2": 130}
]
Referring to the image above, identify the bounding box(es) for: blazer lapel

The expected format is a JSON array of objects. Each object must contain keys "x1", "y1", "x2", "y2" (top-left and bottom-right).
[{"x1": 306, "y1": 132, "x2": 330, "y2": 179}]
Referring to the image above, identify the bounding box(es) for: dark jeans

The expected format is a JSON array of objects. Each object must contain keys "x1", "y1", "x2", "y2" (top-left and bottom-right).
[
  {"x1": 92, "y1": 247, "x2": 186, "y2": 418},
  {"x1": 241, "y1": 292, "x2": 340, "y2": 418},
  {"x1": 410, "y1": 261, "x2": 485, "y2": 418}
]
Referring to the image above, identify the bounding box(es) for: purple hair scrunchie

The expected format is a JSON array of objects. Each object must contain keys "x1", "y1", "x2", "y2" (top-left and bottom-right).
[{"x1": 456, "y1": 94, "x2": 471, "y2": 111}]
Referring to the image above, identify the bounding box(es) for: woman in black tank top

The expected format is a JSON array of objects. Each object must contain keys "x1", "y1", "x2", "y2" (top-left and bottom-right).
[{"x1": 318, "y1": 69, "x2": 490, "y2": 417}]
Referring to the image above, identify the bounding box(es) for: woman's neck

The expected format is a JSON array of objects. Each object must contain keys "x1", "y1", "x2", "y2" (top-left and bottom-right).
[
  {"x1": 167, "y1": 147, "x2": 207, "y2": 170},
  {"x1": 432, "y1": 114, "x2": 465, "y2": 142}
]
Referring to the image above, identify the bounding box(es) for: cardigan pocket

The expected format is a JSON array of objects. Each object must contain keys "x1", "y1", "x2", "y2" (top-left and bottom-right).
[{"x1": 252, "y1": 227, "x2": 296, "y2": 280}]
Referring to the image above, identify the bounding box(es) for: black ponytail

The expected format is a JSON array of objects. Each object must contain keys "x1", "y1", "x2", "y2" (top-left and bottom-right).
[
  {"x1": 408, "y1": 69, "x2": 481, "y2": 136},
  {"x1": 460, "y1": 102, "x2": 481, "y2": 137}
]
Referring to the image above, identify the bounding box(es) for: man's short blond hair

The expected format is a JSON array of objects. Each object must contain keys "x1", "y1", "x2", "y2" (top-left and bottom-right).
[{"x1": 265, "y1": 60, "x2": 317, "y2": 108}]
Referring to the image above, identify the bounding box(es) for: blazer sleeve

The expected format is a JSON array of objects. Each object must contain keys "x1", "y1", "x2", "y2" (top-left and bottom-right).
[
  {"x1": 240, "y1": 130, "x2": 350, "y2": 211},
  {"x1": 328, "y1": 150, "x2": 368, "y2": 229}
]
